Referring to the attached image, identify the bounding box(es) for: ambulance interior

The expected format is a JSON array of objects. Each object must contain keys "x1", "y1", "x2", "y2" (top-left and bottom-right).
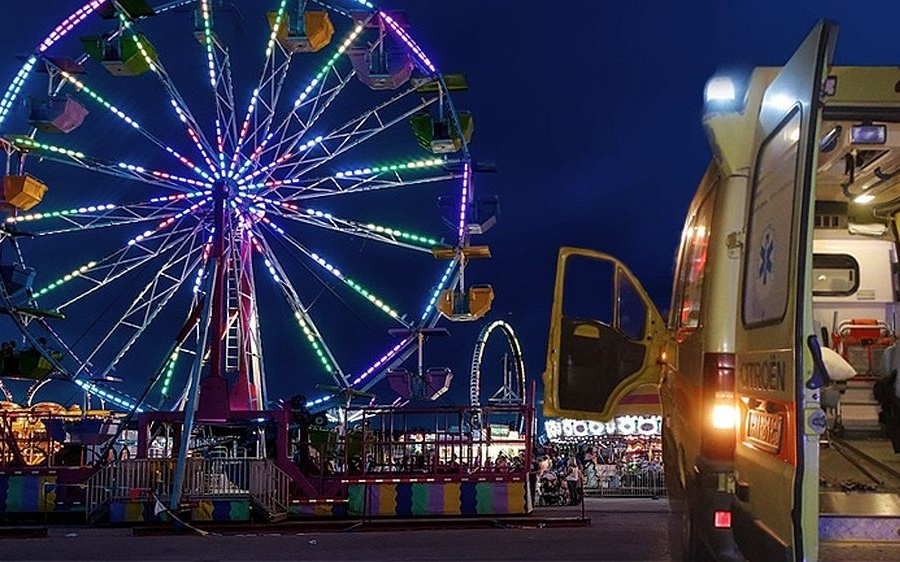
[{"x1": 812, "y1": 117, "x2": 900, "y2": 533}]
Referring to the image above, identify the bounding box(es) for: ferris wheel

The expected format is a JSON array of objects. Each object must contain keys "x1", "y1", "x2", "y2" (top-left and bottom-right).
[{"x1": 0, "y1": 0, "x2": 487, "y2": 415}]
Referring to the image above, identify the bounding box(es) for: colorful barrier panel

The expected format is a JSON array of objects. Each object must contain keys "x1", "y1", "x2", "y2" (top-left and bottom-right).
[
  {"x1": 0, "y1": 473, "x2": 57, "y2": 513},
  {"x1": 346, "y1": 479, "x2": 530, "y2": 517},
  {"x1": 289, "y1": 502, "x2": 348, "y2": 518},
  {"x1": 0, "y1": 468, "x2": 92, "y2": 514},
  {"x1": 191, "y1": 499, "x2": 250, "y2": 522},
  {"x1": 107, "y1": 499, "x2": 250, "y2": 523}
]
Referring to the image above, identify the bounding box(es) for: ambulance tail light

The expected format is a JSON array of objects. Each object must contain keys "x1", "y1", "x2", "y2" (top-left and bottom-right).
[
  {"x1": 714, "y1": 510, "x2": 732, "y2": 529},
  {"x1": 712, "y1": 394, "x2": 737, "y2": 429},
  {"x1": 702, "y1": 352, "x2": 736, "y2": 460}
]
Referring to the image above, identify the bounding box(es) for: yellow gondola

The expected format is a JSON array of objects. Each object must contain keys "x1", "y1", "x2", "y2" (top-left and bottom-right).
[
  {"x1": 268, "y1": 10, "x2": 334, "y2": 53},
  {"x1": 3, "y1": 175, "x2": 47, "y2": 211}
]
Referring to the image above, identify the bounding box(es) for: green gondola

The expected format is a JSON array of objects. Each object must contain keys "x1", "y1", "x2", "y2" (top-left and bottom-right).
[
  {"x1": 81, "y1": 33, "x2": 159, "y2": 77},
  {"x1": 1, "y1": 348, "x2": 62, "y2": 381},
  {"x1": 410, "y1": 111, "x2": 474, "y2": 154}
]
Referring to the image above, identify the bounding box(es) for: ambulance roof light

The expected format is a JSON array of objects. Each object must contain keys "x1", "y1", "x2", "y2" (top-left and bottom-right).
[{"x1": 704, "y1": 76, "x2": 736, "y2": 103}]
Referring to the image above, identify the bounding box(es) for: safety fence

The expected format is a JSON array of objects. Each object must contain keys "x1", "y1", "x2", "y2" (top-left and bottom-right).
[
  {"x1": 86, "y1": 458, "x2": 290, "y2": 519},
  {"x1": 584, "y1": 462, "x2": 666, "y2": 498}
]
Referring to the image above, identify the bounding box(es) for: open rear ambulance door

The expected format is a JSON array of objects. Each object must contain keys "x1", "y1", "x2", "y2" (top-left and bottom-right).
[
  {"x1": 731, "y1": 21, "x2": 837, "y2": 562},
  {"x1": 542, "y1": 248, "x2": 665, "y2": 422}
]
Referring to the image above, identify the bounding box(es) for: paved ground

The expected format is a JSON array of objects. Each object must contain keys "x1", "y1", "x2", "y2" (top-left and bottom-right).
[
  {"x1": 0, "y1": 498, "x2": 672, "y2": 562},
  {"x1": 0, "y1": 498, "x2": 898, "y2": 561}
]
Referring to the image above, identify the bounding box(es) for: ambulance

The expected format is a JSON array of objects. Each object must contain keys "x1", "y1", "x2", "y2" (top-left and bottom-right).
[{"x1": 543, "y1": 20, "x2": 900, "y2": 562}]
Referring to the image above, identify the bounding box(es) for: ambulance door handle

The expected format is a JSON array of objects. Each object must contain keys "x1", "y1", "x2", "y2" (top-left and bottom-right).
[
  {"x1": 805, "y1": 334, "x2": 831, "y2": 390},
  {"x1": 735, "y1": 480, "x2": 750, "y2": 502}
]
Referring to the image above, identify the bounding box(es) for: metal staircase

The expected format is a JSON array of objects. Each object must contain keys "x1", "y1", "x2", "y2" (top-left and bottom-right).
[
  {"x1": 249, "y1": 459, "x2": 291, "y2": 522},
  {"x1": 85, "y1": 457, "x2": 292, "y2": 523}
]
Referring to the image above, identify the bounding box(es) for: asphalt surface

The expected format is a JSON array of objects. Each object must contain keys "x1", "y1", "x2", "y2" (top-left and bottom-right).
[{"x1": 0, "y1": 498, "x2": 898, "y2": 561}]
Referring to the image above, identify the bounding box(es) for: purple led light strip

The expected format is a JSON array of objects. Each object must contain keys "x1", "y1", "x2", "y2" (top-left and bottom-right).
[
  {"x1": 379, "y1": 11, "x2": 436, "y2": 73},
  {"x1": 1, "y1": 1, "x2": 105, "y2": 128},
  {"x1": 350, "y1": 337, "x2": 413, "y2": 387}
]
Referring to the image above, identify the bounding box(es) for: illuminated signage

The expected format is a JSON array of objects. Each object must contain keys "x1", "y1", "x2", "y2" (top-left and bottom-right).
[{"x1": 544, "y1": 416, "x2": 662, "y2": 440}]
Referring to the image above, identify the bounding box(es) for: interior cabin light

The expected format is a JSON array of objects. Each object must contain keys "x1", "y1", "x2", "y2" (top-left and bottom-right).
[
  {"x1": 854, "y1": 194, "x2": 875, "y2": 204},
  {"x1": 704, "y1": 76, "x2": 736, "y2": 102},
  {"x1": 851, "y1": 124, "x2": 886, "y2": 145}
]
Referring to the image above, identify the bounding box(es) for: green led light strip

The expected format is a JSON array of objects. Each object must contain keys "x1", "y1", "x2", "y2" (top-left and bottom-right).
[{"x1": 33, "y1": 261, "x2": 97, "y2": 298}]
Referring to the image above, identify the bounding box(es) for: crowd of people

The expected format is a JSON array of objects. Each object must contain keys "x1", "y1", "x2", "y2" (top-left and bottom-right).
[
  {"x1": 531, "y1": 439, "x2": 664, "y2": 505},
  {"x1": 531, "y1": 445, "x2": 586, "y2": 506}
]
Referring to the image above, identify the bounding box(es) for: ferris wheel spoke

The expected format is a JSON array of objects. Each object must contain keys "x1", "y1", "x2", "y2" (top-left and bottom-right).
[
  {"x1": 117, "y1": 14, "x2": 219, "y2": 176},
  {"x1": 241, "y1": 54, "x2": 294, "y2": 174},
  {"x1": 51, "y1": 68, "x2": 211, "y2": 180},
  {"x1": 252, "y1": 230, "x2": 348, "y2": 388},
  {"x1": 247, "y1": 155, "x2": 456, "y2": 200},
  {"x1": 251, "y1": 171, "x2": 460, "y2": 202},
  {"x1": 260, "y1": 201, "x2": 445, "y2": 255},
  {"x1": 263, "y1": 70, "x2": 353, "y2": 169},
  {"x1": 5, "y1": 137, "x2": 211, "y2": 192},
  {"x1": 227, "y1": 0, "x2": 293, "y2": 178},
  {"x1": 73, "y1": 233, "x2": 204, "y2": 381},
  {"x1": 214, "y1": 48, "x2": 239, "y2": 170},
  {"x1": 197, "y1": 0, "x2": 219, "y2": 97},
  {"x1": 6, "y1": 192, "x2": 210, "y2": 237},
  {"x1": 253, "y1": 87, "x2": 437, "y2": 189},
  {"x1": 40, "y1": 221, "x2": 204, "y2": 309},
  {"x1": 238, "y1": 16, "x2": 371, "y2": 180},
  {"x1": 241, "y1": 50, "x2": 295, "y2": 179},
  {"x1": 258, "y1": 216, "x2": 412, "y2": 328},
  {"x1": 195, "y1": 0, "x2": 240, "y2": 173},
  {"x1": 25, "y1": 317, "x2": 148, "y2": 411},
  {"x1": 157, "y1": 314, "x2": 201, "y2": 408}
]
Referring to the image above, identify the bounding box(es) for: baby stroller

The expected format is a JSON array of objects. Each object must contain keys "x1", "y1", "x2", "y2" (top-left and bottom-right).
[{"x1": 536, "y1": 473, "x2": 566, "y2": 506}]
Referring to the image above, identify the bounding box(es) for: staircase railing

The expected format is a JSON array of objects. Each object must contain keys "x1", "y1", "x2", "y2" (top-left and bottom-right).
[
  {"x1": 249, "y1": 459, "x2": 290, "y2": 521},
  {"x1": 86, "y1": 459, "x2": 177, "y2": 518},
  {"x1": 86, "y1": 457, "x2": 291, "y2": 521}
]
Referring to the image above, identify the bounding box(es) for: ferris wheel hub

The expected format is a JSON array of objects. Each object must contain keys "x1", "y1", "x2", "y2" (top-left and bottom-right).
[{"x1": 213, "y1": 179, "x2": 236, "y2": 200}]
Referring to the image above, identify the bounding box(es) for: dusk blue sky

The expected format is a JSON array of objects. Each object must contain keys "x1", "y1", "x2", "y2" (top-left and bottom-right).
[{"x1": 2, "y1": 1, "x2": 900, "y2": 412}]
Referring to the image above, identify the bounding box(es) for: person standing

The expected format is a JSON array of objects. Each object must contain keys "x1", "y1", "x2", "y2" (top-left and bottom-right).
[{"x1": 565, "y1": 460, "x2": 583, "y2": 505}]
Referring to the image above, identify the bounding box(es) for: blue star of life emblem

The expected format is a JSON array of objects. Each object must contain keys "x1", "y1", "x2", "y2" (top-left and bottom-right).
[{"x1": 758, "y1": 231, "x2": 774, "y2": 285}]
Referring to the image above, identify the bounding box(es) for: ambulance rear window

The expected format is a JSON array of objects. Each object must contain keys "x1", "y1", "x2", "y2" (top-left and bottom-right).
[{"x1": 812, "y1": 253, "x2": 859, "y2": 296}]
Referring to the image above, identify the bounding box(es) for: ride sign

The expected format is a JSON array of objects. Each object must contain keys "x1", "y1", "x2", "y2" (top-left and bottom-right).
[{"x1": 544, "y1": 415, "x2": 662, "y2": 440}]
